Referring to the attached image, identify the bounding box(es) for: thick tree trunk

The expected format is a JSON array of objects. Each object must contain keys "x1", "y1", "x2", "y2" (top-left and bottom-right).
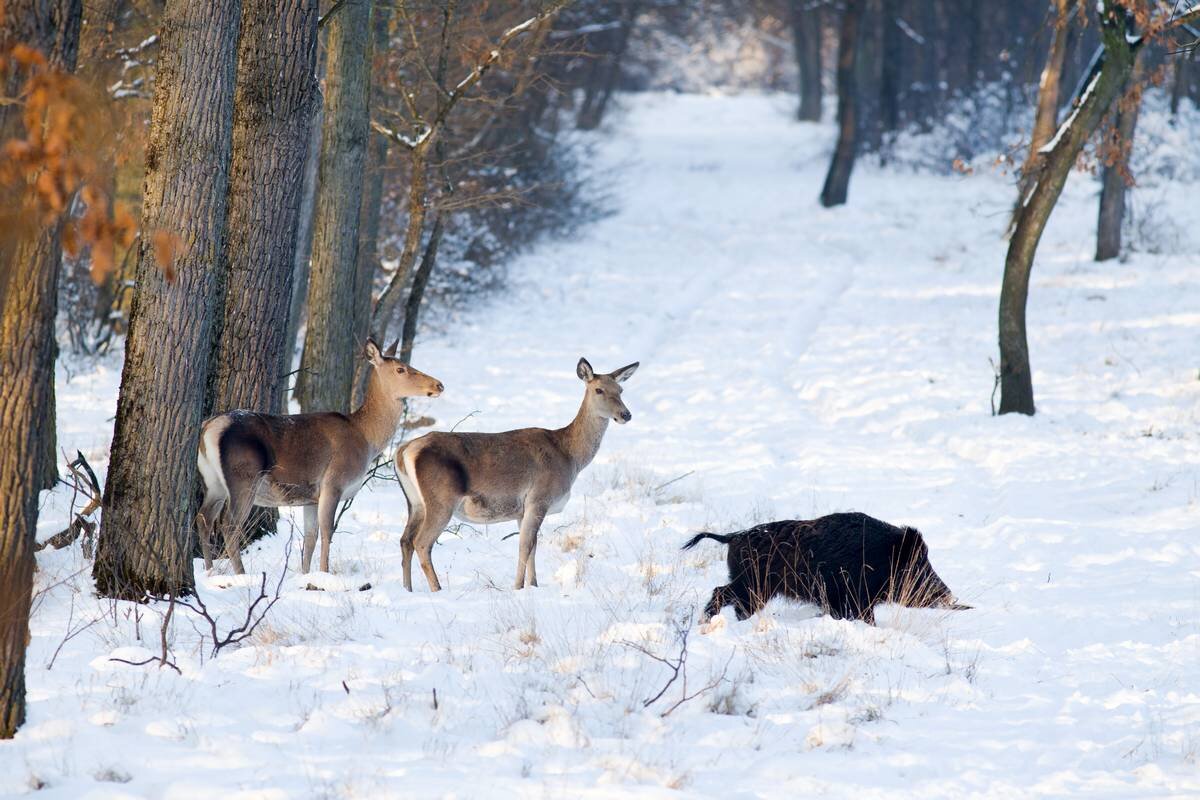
[
  {"x1": 282, "y1": 104, "x2": 322, "y2": 410},
  {"x1": 0, "y1": 0, "x2": 83, "y2": 741},
  {"x1": 209, "y1": 0, "x2": 319, "y2": 416},
  {"x1": 94, "y1": 0, "x2": 242, "y2": 598},
  {"x1": 819, "y1": 0, "x2": 861, "y2": 208},
  {"x1": 350, "y1": 2, "x2": 392, "y2": 406},
  {"x1": 1095, "y1": 66, "x2": 1143, "y2": 263},
  {"x1": 789, "y1": 0, "x2": 823, "y2": 122},
  {"x1": 296, "y1": 0, "x2": 372, "y2": 415},
  {"x1": 1010, "y1": 0, "x2": 1071, "y2": 235},
  {"x1": 399, "y1": 212, "x2": 444, "y2": 364},
  {"x1": 999, "y1": 8, "x2": 1139, "y2": 415}
]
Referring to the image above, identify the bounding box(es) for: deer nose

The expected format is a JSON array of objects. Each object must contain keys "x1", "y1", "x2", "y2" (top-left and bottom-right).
[
  {"x1": 435, "y1": 382, "x2": 444, "y2": 393},
  {"x1": 621, "y1": 410, "x2": 632, "y2": 422}
]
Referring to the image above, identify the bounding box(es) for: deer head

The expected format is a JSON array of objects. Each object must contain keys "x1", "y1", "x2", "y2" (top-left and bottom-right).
[
  {"x1": 577, "y1": 357, "x2": 638, "y2": 424},
  {"x1": 365, "y1": 338, "x2": 444, "y2": 402}
]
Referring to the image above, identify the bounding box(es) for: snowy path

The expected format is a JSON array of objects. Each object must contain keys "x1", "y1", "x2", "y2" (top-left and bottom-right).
[{"x1": 12, "y1": 93, "x2": 1200, "y2": 798}]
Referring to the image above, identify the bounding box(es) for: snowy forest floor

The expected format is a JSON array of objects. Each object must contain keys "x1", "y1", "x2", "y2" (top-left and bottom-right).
[{"x1": 9, "y1": 93, "x2": 1200, "y2": 798}]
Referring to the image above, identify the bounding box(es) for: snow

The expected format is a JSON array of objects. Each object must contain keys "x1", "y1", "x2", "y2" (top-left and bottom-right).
[{"x1": 7, "y1": 92, "x2": 1200, "y2": 797}]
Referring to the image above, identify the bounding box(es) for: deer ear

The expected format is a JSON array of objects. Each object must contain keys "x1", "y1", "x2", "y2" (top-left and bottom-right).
[
  {"x1": 385, "y1": 337, "x2": 399, "y2": 357},
  {"x1": 365, "y1": 338, "x2": 383, "y2": 365},
  {"x1": 610, "y1": 361, "x2": 639, "y2": 383},
  {"x1": 576, "y1": 357, "x2": 594, "y2": 382}
]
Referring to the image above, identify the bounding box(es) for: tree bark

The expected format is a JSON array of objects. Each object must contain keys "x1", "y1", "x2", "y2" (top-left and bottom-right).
[
  {"x1": 1095, "y1": 64, "x2": 1143, "y2": 262},
  {"x1": 789, "y1": 0, "x2": 823, "y2": 122},
  {"x1": 94, "y1": 0, "x2": 242, "y2": 598},
  {"x1": 878, "y1": 0, "x2": 900, "y2": 137},
  {"x1": 209, "y1": 0, "x2": 319, "y2": 416},
  {"x1": 819, "y1": 0, "x2": 861, "y2": 208},
  {"x1": 999, "y1": 5, "x2": 1139, "y2": 415},
  {"x1": 0, "y1": 0, "x2": 83, "y2": 741},
  {"x1": 296, "y1": 0, "x2": 372, "y2": 415},
  {"x1": 282, "y1": 104, "x2": 322, "y2": 411}
]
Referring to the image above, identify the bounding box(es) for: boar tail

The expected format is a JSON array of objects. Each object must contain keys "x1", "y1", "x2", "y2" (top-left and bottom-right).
[{"x1": 681, "y1": 531, "x2": 735, "y2": 551}]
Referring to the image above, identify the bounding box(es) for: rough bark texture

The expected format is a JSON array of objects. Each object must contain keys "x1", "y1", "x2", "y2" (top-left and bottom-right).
[
  {"x1": 1095, "y1": 65, "x2": 1143, "y2": 263},
  {"x1": 0, "y1": 0, "x2": 83, "y2": 741},
  {"x1": 209, "y1": 0, "x2": 319, "y2": 416},
  {"x1": 296, "y1": 0, "x2": 371, "y2": 415},
  {"x1": 282, "y1": 104, "x2": 322, "y2": 410},
  {"x1": 999, "y1": 6, "x2": 1138, "y2": 415},
  {"x1": 878, "y1": 0, "x2": 900, "y2": 136},
  {"x1": 819, "y1": 0, "x2": 861, "y2": 208},
  {"x1": 789, "y1": 0, "x2": 822, "y2": 122},
  {"x1": 94, "y1": 0, "x2": 242, "y2": 599}
]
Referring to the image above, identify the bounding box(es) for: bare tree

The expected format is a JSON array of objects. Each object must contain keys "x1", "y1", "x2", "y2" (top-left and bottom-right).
[
  {"x1": 95, "y1": 0, "x2": 243, "y2": 597},
  {"x1": 0, "y1": 0, "x2": 84, "y2": 740},
  {"x1": 997, "y1": 1, "x2": 1199, "y2": 415},
  {"x1": 819, "y1": 0, "x2": 861, "y2": 207}
]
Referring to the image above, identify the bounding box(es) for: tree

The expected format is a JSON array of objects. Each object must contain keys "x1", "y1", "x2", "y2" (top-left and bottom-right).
[
  {"x1": 789, "y1": 0, "x2": 822, "y2": 122},
  {"x1": 295, "y1": 0, "x2": 372, "y2": 415},
  {"x1": 997, "y1": 1, "x2": 1198, "y2": 415},
  {"x1": 0, "y1": 0, "x2": 84, "y2": 741},
  {"x1": 576, "y1": 1, "x2": 639, "y2": 130},
  {"x1": 819, "y1": 0, "x2": 861, "y2": 207},
  {"x1": 1095, "y1": 62, "x2": 1144, "y2": 262},
  {"x1": 94, "y1": 0, "x2": 243, "y2": 598},
  {"x1": 208, "y1": 0, "x2": 320, "y2": 416}
]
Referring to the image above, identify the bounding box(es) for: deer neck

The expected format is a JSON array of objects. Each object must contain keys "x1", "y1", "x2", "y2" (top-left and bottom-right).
[
  {"x1": 349, "y1": 371, "x2": 403, "y2": 458},
  {"x1": 557, "y1": 389, "x2": 609, "y2": 471}
]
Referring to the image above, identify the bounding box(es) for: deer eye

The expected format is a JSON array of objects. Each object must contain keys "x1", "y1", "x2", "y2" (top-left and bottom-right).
[
  {"x1": 594, "y1": 387, "x2": 603, "y2": 395},
  {"x1": 396, "y1": 367, "x2": 406, "y2": 374}
]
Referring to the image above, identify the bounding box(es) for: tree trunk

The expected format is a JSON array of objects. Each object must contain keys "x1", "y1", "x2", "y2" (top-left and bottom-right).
[
  {"x1": 999, "y1": 6, "x2": 1139, "y2": 416},
  {"x1": 399, "y1": 212, "x2": 444, "y2": 363},
  {"x1": 296, "y1": 0, "x2": 372, "y2": 415},
  {"x1": 209, "y1": 0, "x2": 319, "y2": 416},
  {"x1": 94, "y1": 0, "x2": 242, "y2": 599},
  {"x1": 819, "y1": 0, "x2": 861, "y2": 208},
  {"x1": 372, "y1": 139, "x2": 429, "y2": 338},
  {"x1": 878, "y1": 0, "x2": 900, "y2": 137},
  {"x1": 0, "y1": 0, "x2": 83, "y2": 741},
  {"x1": 1095, "y1": 64, "x2": 1143, "y2": 262},
  {"x1": 350, "y1": 1, "x2": 392, "y2": 406},
  {"x1": 1010, "y1": 0, "x2": 1071, "y2": 235},
  {"x1": 282, "y1": 104, "x2": 322, "y2": 411},
  {"x1": 789, "y1": 0, "x2": 823, "y2": 122},
  {"x1": 1169, "y1": 45, "x2": 1194, "y2": 117}
]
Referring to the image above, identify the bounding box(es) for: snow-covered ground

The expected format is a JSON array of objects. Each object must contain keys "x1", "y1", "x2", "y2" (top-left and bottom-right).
[{"x1": 8, "y1": 93, "x2": 1200, "y2": 798}]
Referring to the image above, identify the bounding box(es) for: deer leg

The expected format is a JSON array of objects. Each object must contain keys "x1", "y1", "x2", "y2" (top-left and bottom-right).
[
  {"x1": 413, "y1": 503, "x2": 453, "y2": 592},
  {"x1": 514, "y1": 504, "x2": 548, "y2": 590},
  {"x1": 195, "y1": 494, "x2": 225, "y2": 572},
  {"x1": 400, "y1": 504, "x2": 424, "y2": 592},
  {"x1": 222, "y1": 482, "x2": 254, "y2": 575},
  {"x1": 316, "y1": 486, "x2": 341, "y2": 573},
  {"x1": 300, "y1": 504, "x2": 319, "y2": 573}
]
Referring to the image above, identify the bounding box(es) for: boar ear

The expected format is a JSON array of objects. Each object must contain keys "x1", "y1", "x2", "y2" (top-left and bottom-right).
[
  {"x1": 576, "y1": 357, "x2": 594, "y2": 382},
  {"x1": 365, "y1": 338, "x2": 383, "y2": 365},
  {"x1": 610, "y1": 362, "x2": 639, "y2": 383}
]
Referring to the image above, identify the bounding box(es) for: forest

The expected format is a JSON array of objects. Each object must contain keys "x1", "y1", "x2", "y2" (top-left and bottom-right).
[{"x1": 1, "y1": 0, "x2": 1198, "y2": 796}]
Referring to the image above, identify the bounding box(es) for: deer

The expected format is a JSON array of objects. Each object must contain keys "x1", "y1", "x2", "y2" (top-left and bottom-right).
[
  {"x1": 196, "y1": 338, "x2": 444, "y2": 575},
  {"x1": 394, "y1": 357, "x2": 639, "y2": 592}
]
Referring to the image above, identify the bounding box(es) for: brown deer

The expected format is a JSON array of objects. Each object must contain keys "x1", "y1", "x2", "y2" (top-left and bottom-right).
[
  {"x1": 394, "y1": 357, "x2": 639, "y2": 592},
  {"x1": 196, "y1": 339, "x2": 443, "y2": 575}
]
